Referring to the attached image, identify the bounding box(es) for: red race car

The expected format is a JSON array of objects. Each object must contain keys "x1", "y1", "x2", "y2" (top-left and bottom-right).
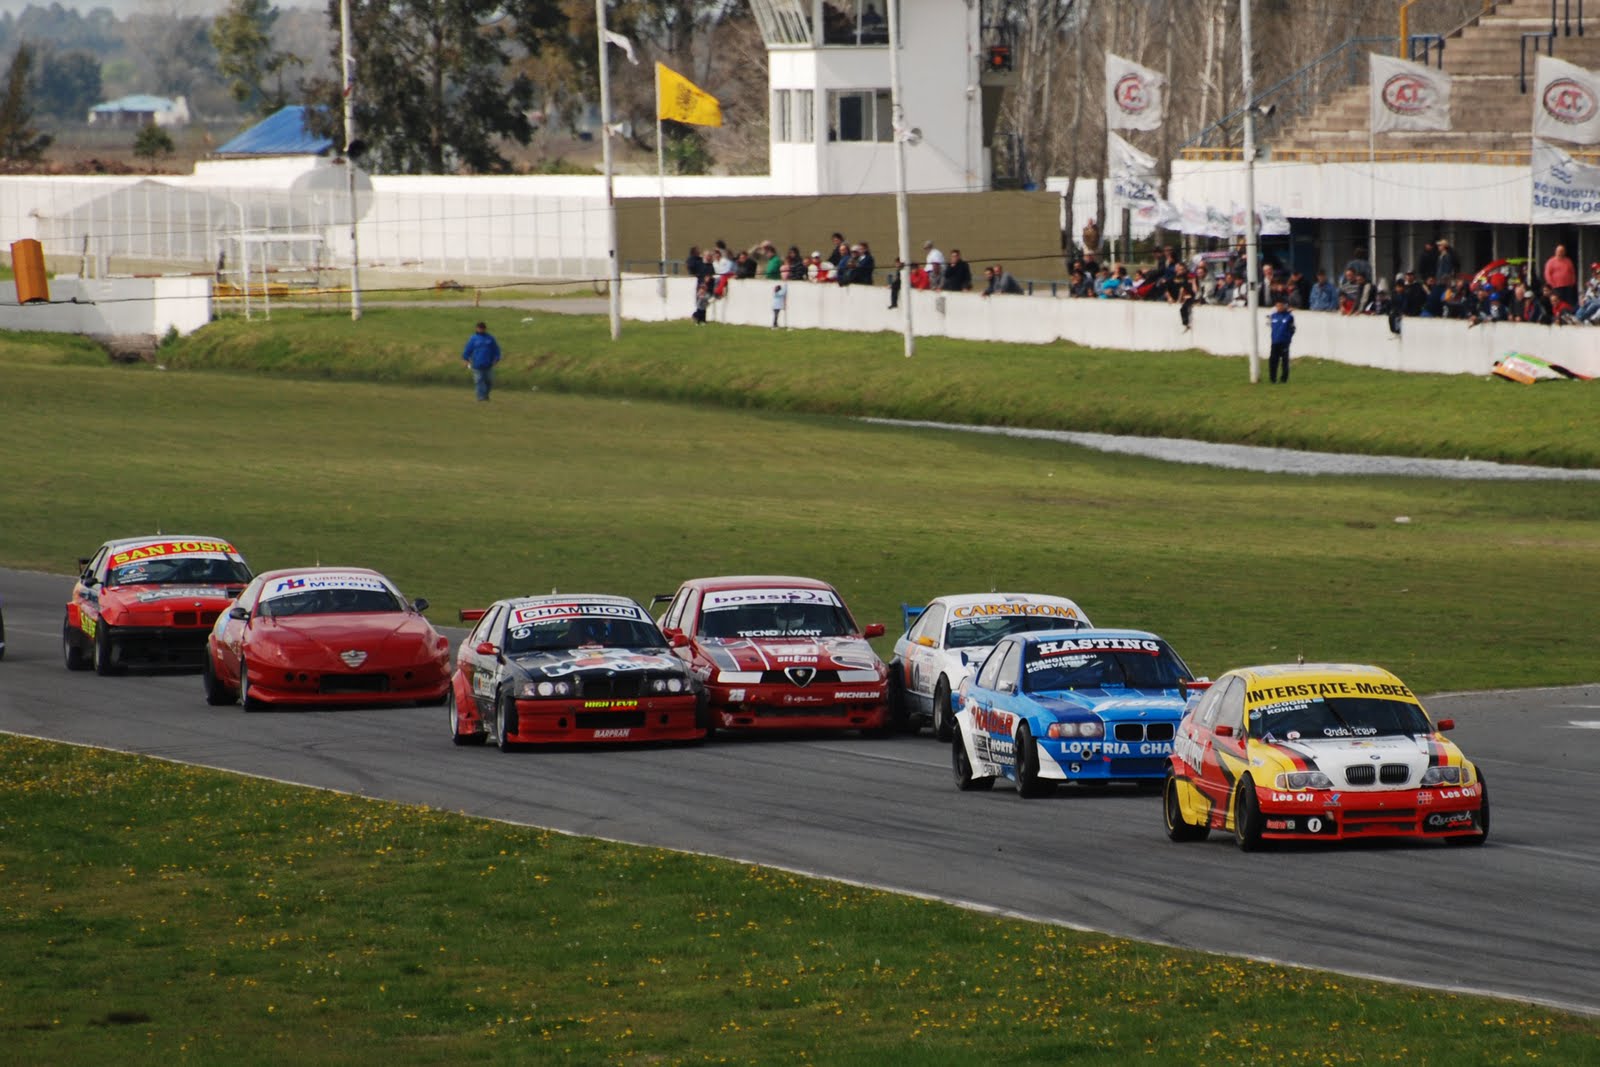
[
  {"x1": 203, "y1": 566, "x2": 450, "y2": 709},
  {"x1": 64, "y1": 535, "x2": 253, "y2": 674},
  {"x1": 653, "y1": 575, "x2": 889, "y2": 735}
]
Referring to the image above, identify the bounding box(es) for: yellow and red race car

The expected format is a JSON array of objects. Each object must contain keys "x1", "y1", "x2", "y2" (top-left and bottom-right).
[
  {"x1": 64, "y1": 535, "x2": 252, "y2": 674},
  {"x1": 1164, "y1": 663, "x2": 1487, "y2": 849}
]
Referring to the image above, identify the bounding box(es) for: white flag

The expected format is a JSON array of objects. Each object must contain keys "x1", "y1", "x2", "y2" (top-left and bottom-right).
[
  {"x1": 1534, "y1": 54, "x2": 1600, "y2": 144},
  {"x1": 1531, "y1": 138, "x2": 1600, "y2": 222},
  {"x1": 603, "y1": 28, "x2": 638, "y2": 65},
  {"x1": 1107, "y1": 132, "x2": 1160, "y2": 209},
  {"x1": 1105, "y1": 52, "x2": 1165, "y2": 131},
  {"x1": 1204, "y1": 204, "x2": 1231, "y2": 238},
  {"x1": 1257, "y1": 204, "x2": 1291, "y2": 237},
  {"x1": 1370, "y1": 54, "x2": 1451, "y2": 133},
  {"x1": 1178, "y1": 201, "x2": 1207, "y2": 236}
]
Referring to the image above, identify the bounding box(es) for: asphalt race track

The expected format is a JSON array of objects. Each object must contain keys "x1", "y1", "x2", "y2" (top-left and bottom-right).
[{"x1": 3, "y1": 565, "x2": 1598, "y2": 1015}]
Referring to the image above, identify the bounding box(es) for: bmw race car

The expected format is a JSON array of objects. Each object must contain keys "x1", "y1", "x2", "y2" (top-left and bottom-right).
[
  {"x1": 1163, "y1": 663, "x2": 1488, "y2": 849},
  {"x1": 654, "y1": 575, "x2": 890, "y2": 735},
  {"x1": 64, "y1": 535, "x2": 252, "y2": 674},
  {"x1": 952, "y1": 628, "x2": 1198, "y2": 797},
  {"x1": 448, "y1": 594, "x2": 704, "y2": 749},
  {"x1": 890, "y1": 592, "x2": 1090, "y2": 739},
  {"x1": 203, "y1": 567, "x2": 451, "y2": 709}
]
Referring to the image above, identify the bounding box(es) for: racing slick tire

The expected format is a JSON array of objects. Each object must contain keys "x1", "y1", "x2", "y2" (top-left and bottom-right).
[
  {"x1": 885, "y1": 667, "x2": 915, "y2": 733},
  {"x1": 202, "y1": 653, "x2": 237, "y2": 706},
  {"x1": 1446, "y1": 771, "x2": 1490, "y2": 847},
  {"x1": 448, "y1": 689, "x2": 485, "y2": 746},
  {"x1": 63, "y1": 618, "x2": 89, "y2": 671},
  {"x1": 1233, "y1": 780, "x2": 1265, "y2": 852},
  {"x1": 1163, "y1": 772, "x2": 1210, "y2": 842},
  {"x1": 1013, "y1": 723, "x2": 1055, "y2": 799},
  {"x1": 932, "y1": 679, "x2": 955, "y2": 742},
  {"x1": 494, "y1": 692, "x2": 519, "y2": 752},
  {"x1": 93, "y1": 621, "x2": 122, "y2": 676},
  {"x1": 239, "y1": 660, "x2": 261, "y2": 712},
  {"x1": 952, "y1": 731, "x2": 994, "y2": 792}
]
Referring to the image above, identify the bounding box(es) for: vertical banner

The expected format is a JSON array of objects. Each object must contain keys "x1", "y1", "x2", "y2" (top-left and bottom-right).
[
  {"x1": 1531, "y1": 138, "x2": 1600, "y2": 222},
  {"x1": 1533, "y1": 55, "x2": 1600, "y2": 144},
  {"x1": 1105, "y1": 52, "x2": 1166, "y2": 131},
  {"x1": 1370, "y1": 54, "x2": 1452, "y2": 133},
  {"x1": 1107, "y1": 132, "x2": 1160, "y2": 210}
]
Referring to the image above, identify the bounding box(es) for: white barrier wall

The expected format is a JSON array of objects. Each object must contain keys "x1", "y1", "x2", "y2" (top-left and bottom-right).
[
  {"x1": 623, "y1": 276, "x2": 1600, "y2": 379},
  {"x1": 0, "y1": 276, "x2": 211, "y2": 339}
]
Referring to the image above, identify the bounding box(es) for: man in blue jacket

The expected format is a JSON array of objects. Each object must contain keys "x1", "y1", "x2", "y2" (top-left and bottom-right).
[
  {"x1": 1268, "y1": 297, "x2": 1296, "y2": 384},
  {"x1": 461, "y1": 321, "x2": 502, "y2": 401}
]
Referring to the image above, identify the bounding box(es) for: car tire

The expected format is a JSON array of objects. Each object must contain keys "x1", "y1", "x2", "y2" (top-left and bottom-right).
[
  {"x1": 239, "y1": 659, "x2": 260, "y2": 712},
  {"x1": 1446, "y1": 771, "x2": 1490, "y2": 847},
  {"x1": 952, "y1": 730, "x2": 994, "y2": 792},
  {"x1": 448, "y1": 688, "x2": 485, "y2": 746},
  {"x1": 932, "y1": 679, "x2": 954, "y2": 742},
  {"x1": 886, "y1": 666, "x2": 914, "y2": 733},
  {"x1": 694, "y1": 693, "x2": 716, "y2": 743},
  {"x1": 93, "y1": 621, "x2": 122, "y2": 676},
  {"x1": 1014, "y1": 722, "x2": 1054, "y2": 798},
  {"x1": 1163, "y1": 772, "x2": 1210, "y2": 842},
  {"x1": 495, "y1": 692, "x2": 518, "y2": 752},
  {"x1": 63, "y1": 618, "x2": 88, "y2": 671},
  {"x1": 1233, "y1": 780, "x2": 1265, "y2": 851},
  {"x1": 202, "y1": 652, "x2": 237, "y2": 706}
]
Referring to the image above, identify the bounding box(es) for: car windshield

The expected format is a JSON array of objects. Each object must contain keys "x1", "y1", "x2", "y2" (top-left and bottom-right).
[
  {"x1": 506, "y1": 617, "x2": 667, "y2": 654},
  {"x1": 108, "y1": 557, "x2": 251, "y2": 587},
  {"x1": 258, "y1": 586, "x2": 404, "y2": 617},
  {"x1": 946, "y1": 613, "x2": 1087, "y2": 650},
  {"x1": 1249, "y1": 696, "x2": 1433, "y2": 741},
  {"x1": 1023, "y1": 637, "x2": 1187, "y2": 692},
  {"x1": 699, "y1": 602, "x2": 853, "y2": 639}
]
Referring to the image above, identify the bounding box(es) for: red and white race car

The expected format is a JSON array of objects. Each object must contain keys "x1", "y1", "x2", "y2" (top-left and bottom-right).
[
  {"x1": 203, "y1": 566, "x2": 451, "y2": 709},
  {"x1": 653, "y1": 575, "x2": 889, "y2": 735},
  {"x1": 64, "y1": 535, "x2": 253, "y2": 674}
]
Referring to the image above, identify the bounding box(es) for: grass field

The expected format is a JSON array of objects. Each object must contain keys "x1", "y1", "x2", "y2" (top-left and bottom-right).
[{"x1": 2, "y1": 313, "x2": 1599, "y2": 1062}]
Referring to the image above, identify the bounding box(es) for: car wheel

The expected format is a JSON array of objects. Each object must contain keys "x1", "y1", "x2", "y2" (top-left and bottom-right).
[
  {"x1": 239, "y1": 659, "x2": 260, "y2": 712},
  {"x1": 63, "y1": 618, "x2": 88, "y2": 671},
  {"x1": 1163, "y1": 772, "x2": 1210, "y2": 842},
  {"x1": 495, "y1": 692, "x2": 518, "y2": 752},
  {"x1": 885, "y1": 666, "x2": 914, "y2": 733},
  {"x1": 93, "y1": 621, "x2": 122, "y2": 676},
  {"x1": 448, "y1": 688, "x2": 485, "y2": 746},
  {"x1": 202, "y1": 652, "x2": 237, "y2": 706},
  {"x1": 1447, "y1": 771, "x2": 1490, "y2": 847},
  {"x1": 932, "y1": 679, "x2": 954, "y2": 742},
  {"x1": 1233, "y1": 780, "x2": 1265, "y2": 851},
  {"x1": 952, "y1": 730, "x2": 994, "y2": 792},
  {"x1": 1014, "y1": 722, "x2": 1054, "y2": 798}
]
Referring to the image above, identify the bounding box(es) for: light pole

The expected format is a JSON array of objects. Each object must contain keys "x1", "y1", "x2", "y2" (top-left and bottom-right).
[
  {"x1": 1241, "y1": 0, "x2": 1260, "y2": 383},
  {"x1": 888, "y1": 0, "x2": 914, "y2": 357},
  {"x1": 596, "y1": 0, "x2": 622, "y2": 340},
  {"x1": 340, "y1": 0, "x2": 362, "y2": 321}
]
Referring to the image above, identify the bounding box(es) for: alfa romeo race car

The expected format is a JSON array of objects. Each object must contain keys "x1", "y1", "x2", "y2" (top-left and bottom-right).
[
  {"x1": 891, "y1": 592, "x2": 1091, "y2": 739},
  {"x1": 952, "y1": 628, "x2": 1198, "y2": 797},
  {"x1": 63, "y1": 535, "x2": 252, "y2": 674},
  {"x1": 1163, "y1": 663, "x2": 1488, "y2": 849},
  {"x1": 654, "y1": 575, "x2": 890, "y2": 735},
  {"x1": 448, "y1": 594, "x2": 704, "y2": 749},
  {"x1": 202, "y1": 566, "x2": 450, "y2": 709}
]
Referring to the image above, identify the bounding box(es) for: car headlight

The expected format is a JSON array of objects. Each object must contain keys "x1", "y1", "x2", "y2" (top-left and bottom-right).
[
  {"x1": 517, "y1": 679, "x2": 574, "y2": 699},
  {"x1": 649, "y1": 676, "x2": 690, "y2": 694},
  {"x1": 1047, "y1": 720, "x2": 1104, "y2": 739},
  {"x1": 1420, "y1": 765, "x2": 1466, "y2": 786},
  {"x1": 1274, "y1": 771, "x2": 1335, "y2": 790}
]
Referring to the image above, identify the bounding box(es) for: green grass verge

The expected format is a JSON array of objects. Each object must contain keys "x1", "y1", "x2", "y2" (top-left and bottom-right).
[
  {"x1": 4, "y1": 736, "x2": 1594, "y2": 1065},
  {"x1": 155, "y1": 307, "x2": 1600, "y2": 469}
]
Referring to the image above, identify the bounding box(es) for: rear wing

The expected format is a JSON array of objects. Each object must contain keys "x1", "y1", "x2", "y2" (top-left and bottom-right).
[
  {"x1": 900, "y1": 602, "x2": 926, "y2": 636},
  {"x1": 458, "y1": 608, "x2": 486, "y2": 623}
]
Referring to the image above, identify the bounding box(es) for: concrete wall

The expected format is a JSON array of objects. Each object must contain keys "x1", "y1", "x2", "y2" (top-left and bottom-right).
[
  {"x1": 624, "y1": 275, "x2": 1600, "y2": 379},
  {"x1": 0, "y1": 276, "x2": 211, "y2": 339}
]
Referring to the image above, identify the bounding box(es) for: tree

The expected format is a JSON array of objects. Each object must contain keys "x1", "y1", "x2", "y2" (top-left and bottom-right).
[
  {"x1": 32, "y1": 48, "x2": 102, "y2": 121},
  {"x1": 133, "y1": 121, "x2": 176, "y2": 160},
  {"x1": 0, "y1": 44, "x2": 51, "y2": 165},
  {"x1": 211, "y1": 0, "x2": 302, "y2": 116}
]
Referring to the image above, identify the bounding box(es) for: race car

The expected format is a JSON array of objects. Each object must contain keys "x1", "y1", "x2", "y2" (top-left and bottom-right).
[
  {"x1": 202, "y1": 566, "x2": 450, "y2": 709},
  {"x1": 653, "y1": 575, "x2": 890, "y2": 735},
  {"x1": 1163, "y1": 663, "x2": 1488, "y2": 849},
  {"x1": 952, "y1": 628, "x2": 1198, "y2": 797},
  {"x1": 891, "y1": 592, "x2": 1091, "y2": 739},
  {"x1": 448, "y1": 594, "x2": 704, "y2": 749},
  {"x1": 63, "y1": 535, "x2": 252, "y2": 674}
]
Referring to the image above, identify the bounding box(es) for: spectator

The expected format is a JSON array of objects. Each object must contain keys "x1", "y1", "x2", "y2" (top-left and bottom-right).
[
  {"x1": 1337, "y1": 268, "x2": 1369, "y2": 314},
  {"x1": 1268, "y1": 296, "x2": 1295, "y2": 383},
  {"x1": 853, "y1": 241, "x2": 877, "y2": 285},
  {"x1": 909, "y1": 260, "x2": 931, "y2": 290},
  {"x1": 685, "y1": 245, "x2": 707, "y2": 282},
  {"x1": 1308, "y1": 269, "x2": 1338, "y2": 311},
  {"x1": 1416, "y1": 240, "x2": 1440, "y2": 282},
  {"x1": 983, "y1": 264, "x2": 1023, "y2": 296},
  {"x1": 1422, "y1": 276, "x2": 1445, "y2": 318},
  {"x1": 1572, "y1": 263, "x2": 1600, "y2": 323},
  {"x1": 712, "y1": 242, "x2": 735, "y2": 295},
  {"x1": 1435, "y1": 239, "x2": 1460, "y2": 285},
  {"x1": 1345, "y1": 246, "x2": 1373, "y2": 287},
  {"x1": 827, "y1": 232, "x2": 849, "y2": 269},
  {"x1": 1286, "y1": 269, "x2": 1309, "y2": 310},
  {"x1": 1399, "y1": 272, "x2": 1427, "y2": 317},
  {"x1": 1194, "y1": 263, "x2": 1218, "y2": 304},
  {"x1": 941, "y1": 249, "x2": 972, "y2": 291},
  {"x1": 1544, "y1": 243, "x2": 1578, "y2": 307},
  {"x1": 771, "y1": 283, "x2": 786, "y2": 328},
  {"x1": 692, "y1": 278, "x2": 710, "y2": 324},
  {"x1": 1068, "y1": 267, "x2": 1093, "y2": 298},
  {"x1": 888, "y1": 258, "x2": 902, "y2": 308},
  {"x1": 780, "y1": 245, "x2": 807, "y2": 281},
  {"x1": 922, "y1": 240, "x2": 946, "y2": 289},
  {"x1": 1168, "y1": 264, "x2": 1198, "y2": 329},
  {"x1": 809, "y1": 251, "x2": 832, "y2": 283},
  {"x1": 1096, "y1": 265, "x2": 1124, "y2": 298},
  {"x1": 834, "y1": 244, "x2": 858, "y2": 286},
  {"x1": 760, "y1": 241, "x2": 782, "y2": 280},
  {"x1": 460, "y1": 320, "x2": 501, "y2": 402},
  {"x1": 735, "y1": 250, "x2": 758, "y2": 280}
]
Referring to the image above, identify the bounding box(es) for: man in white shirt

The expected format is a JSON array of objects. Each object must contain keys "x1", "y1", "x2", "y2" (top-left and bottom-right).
[{"x1": 922, "y1": 240, "x2": 946, "y2": 290}]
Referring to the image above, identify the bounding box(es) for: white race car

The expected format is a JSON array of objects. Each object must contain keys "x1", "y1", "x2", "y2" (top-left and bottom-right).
[{"x1": 889, "y1": 592, "x2": 1091, "y2": 739}]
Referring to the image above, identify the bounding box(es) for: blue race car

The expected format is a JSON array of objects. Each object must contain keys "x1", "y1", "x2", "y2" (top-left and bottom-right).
[{"x1": 951, "y1": 628, "x2": 1200, "y2": 797}]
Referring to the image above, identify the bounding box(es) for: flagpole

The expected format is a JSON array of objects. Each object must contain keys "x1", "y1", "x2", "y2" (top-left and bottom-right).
[
  {"x1": 887, "y1": 0, "x2": 914, "y2": 357},
  {"x1": 339, "y1": 0, "x2": 361, "y2": 322},
  {"x1": 596, "y1": 0, "x2": 621, "y2": 340},
  {"x1": 657, "y1": 82, "x2": 668, "y2": 303},
  {"x1": 1241, "y1": 0, "x2": 1261, "y2": 384}
]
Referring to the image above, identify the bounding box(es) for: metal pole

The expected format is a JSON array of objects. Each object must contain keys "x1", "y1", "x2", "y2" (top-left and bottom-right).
[
  {"x1": 596, "y1": 0, "x2": 622, "y2": 340},
  {"x1": 1242, "y1": 0, "x2": 1261, "y2": 384},
  {"x1": 888, "y1": 0, "x2": 914, "y2": 357},
  {"x1": 340, "y1": 0, "x2": 362, "y2": 321},
  {"x1": 657, "y1": 113, "x2": 667, "y2": 301}
]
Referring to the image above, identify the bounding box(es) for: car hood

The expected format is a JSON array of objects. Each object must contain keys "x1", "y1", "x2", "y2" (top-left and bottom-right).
[
  {"x1": 1254, "y1": 734, "x2": 1459, "y2": 776},
  {"x1": 250, "y1": 613, "x2": 439, "y2": 664},
  {"x1": 102, "y1": 584, "x2": 243, "y2": 613},
  {"x1": 700, "y1": 636, "x2": 883, "y2": 674},
  {"x1": 509, "y1": 648, "x2": 684, "y2": 678},
  {"x1": 1029, "y1": 690, "x2": 1188, "y2": 720}
]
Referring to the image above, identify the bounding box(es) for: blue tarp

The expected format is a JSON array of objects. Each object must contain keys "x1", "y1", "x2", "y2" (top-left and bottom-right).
[{"x1": 214, "y1": 106, "x2": 333, "y2": 156}]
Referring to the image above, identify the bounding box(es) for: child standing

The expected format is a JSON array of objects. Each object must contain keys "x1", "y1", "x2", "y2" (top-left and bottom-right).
[
  {"x1": 692, "y1": 279, "x2": 709, "y2": 325},
  {"x1": 1268, "y1": 296, "x2": 1296, "y2": 383},
  {"x1": 771, "y1": 283, "x2": 787, "y2": 328}
]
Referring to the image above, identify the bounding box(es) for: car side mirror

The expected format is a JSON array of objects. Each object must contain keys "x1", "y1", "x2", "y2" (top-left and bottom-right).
[
  {"x1": 669, "y1": 632, "x2": 690, "y2": 648},
  {"x1": 998, "y1": 680, "x2": 1016, "y2": 694},
  {"x1": 863, "y1": 622, "x2": 885, "y2": 638},
  {"x1": 475, "y1": 641, "x2": 499, "y2": 656},
  {"x1": 1435, "y1": 718, "x2": 1455, "y2": 732},
  {"x1": 1215, "y1": 724, "x2": 1235, "y2": 738},
  {"x1": 228, "y1": 606, "x2": 249, "y2": 620},
  {"x1": 78, "y1": 557, "x2": 91, "y2": 570},
  {"x1": 1180, "y1": 678, "x2": 1213, "y2": 695},
  {"x1": 413, "y1": 598, "x2": 430, "y2": 614},
  {"x1": 915, "y1": 635, "x2": 935, "y2": 647}
]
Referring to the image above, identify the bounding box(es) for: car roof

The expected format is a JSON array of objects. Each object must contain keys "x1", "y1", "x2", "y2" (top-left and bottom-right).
[
  {"x1": 1010, "y1": 627, "x2": 1165, "y2": 645},
  {"x1": 1220, "y1": 662, "x2": 1406, "y2": 686},
  {"x1": 681, "y1": 575, "x2": 837, "y2": 592},
  {"x1": 929, "y1": 592, "x2": 1083, "y2": 609},
  {"x1": 254, "y1": 566, "x2": 386, "y2": 582},
  {"x1": 498, "y1": 593, "x2": 644, "y2": 611},
  {"x1": 101, "y1": 534, "x2": 234, "y2": 549}
]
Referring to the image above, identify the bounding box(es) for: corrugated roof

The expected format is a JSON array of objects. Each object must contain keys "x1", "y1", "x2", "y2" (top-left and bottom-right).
[
  {"x1": 92, "y1": 94, "x2": 180, "y2": 113},
  {"x1": 214, "y1": 106, "x2": 334, "y2": 157}
]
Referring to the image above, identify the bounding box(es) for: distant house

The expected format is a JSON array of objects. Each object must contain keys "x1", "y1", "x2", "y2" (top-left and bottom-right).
[
  {"x1": 89, "y1": 95, "x2": 190, "y2": 128},
  {"x1": 212, "y1": 106, "x2": 334, "y2": 157}
]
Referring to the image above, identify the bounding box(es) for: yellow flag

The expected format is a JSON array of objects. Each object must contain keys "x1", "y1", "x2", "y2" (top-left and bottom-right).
[{"x1": 656, "y1": 63, "x2": 722, "y2": 127}]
